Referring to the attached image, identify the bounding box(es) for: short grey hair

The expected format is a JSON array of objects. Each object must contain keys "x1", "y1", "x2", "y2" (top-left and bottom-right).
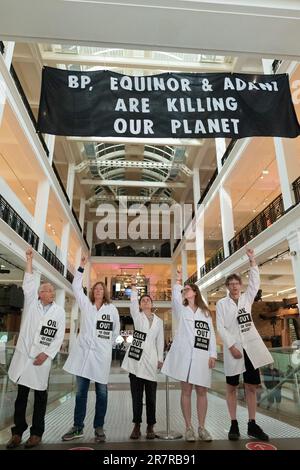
[{"x1": 38, "y1": 283, "x2": 55, "y2": 294}]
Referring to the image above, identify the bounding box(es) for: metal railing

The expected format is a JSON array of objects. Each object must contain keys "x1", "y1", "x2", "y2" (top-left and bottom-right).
[
  {"x1": 200, "y1": 246, "x2": 225, "y2": 277},
  {"x1": 0, "y1": 195, "x2": 39, "y2": 250},
  {"x1": 228, "y1": 194, "x2": 284, "y2": 255},
  {"x1": 71, "y1": 207, "x2": 82, "y2": 232},
  {"x1": 292, "y1": 176, "x2": 300, "y2": 205},
  {"x1": 42, "y1": 243, "x2": 64, "y2": 275},
  {"x1": 52, "y1": 162, "x2": 70, "y2": 205},
  {"x1": 198, "y1": 168, "x2": 218, "y2": 205},
  {"x1": 185, "y1": 271, "x2": 198, "y2": 285},
  {"x1": 66, "y1": 269, "x2": 74, "y2": 284},
  {"x1": 221, "y1": 139, "x2": 237, "y2": 166},
  {"x1": 9, "y1": 64, "x2": 49, "y2": 157}
]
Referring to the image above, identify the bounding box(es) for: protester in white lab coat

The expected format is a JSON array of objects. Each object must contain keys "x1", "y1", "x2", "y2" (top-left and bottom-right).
[
  {"x1": 7, "y1": 247, "x2": 65, "y2": 449},
  {"x1": 62, "y1": 255, "x2": 120, "y2": 443},
  {"x1": 216, "y1": 248, "x2": 273, "y2": 442},
  {"x1": 121, "y1": 279, "x2": 164, "y2": 440},
  {"x1": 162, "y1": 271, "x2": 217, "y2": 442}
]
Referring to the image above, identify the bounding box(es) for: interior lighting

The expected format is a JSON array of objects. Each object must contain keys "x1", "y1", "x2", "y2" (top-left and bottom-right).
[{"x1": 276, "y1": 286, "x2": 296, "y2": 295}]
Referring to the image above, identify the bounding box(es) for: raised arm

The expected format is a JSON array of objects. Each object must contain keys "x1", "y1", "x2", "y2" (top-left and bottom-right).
[
  {"x1": 72, "y1": 254, "x2": 90, "y2": 312},
  {"x1": 245, "y1": 248, "x2": 260, "y2": 303},
  {"x1": 22, "y1": 246, "x2": 36, "y2": 301},
  {"x1": 129, "y1": 277, "x2": 140, "y2": 324},
  {"x1": 172, "y1": 269, "x2": 183, "y2": 321}
]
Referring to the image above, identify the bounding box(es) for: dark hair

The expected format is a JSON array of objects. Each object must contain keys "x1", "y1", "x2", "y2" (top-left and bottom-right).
[
  {"x1": 183, "y1": 283, "x2": 211, "y2": 317},
  {"x1": 139, "y1": 294, "x2": 153, "y2": 310},
  {"x1": 89, "y1": 282, "x2": 111, "y2": 304},
  {"x1": 225, "y1": 274, "x2": 242, "y2": 286}
]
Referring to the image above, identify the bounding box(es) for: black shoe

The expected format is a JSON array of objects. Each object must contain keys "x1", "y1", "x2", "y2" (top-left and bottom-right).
[
  {"x1": 248, "y1": 422, "x2": 269, "y2": 441},
  {"x1": 228, "y1": 421, "x2": 240, "y2": 441}
]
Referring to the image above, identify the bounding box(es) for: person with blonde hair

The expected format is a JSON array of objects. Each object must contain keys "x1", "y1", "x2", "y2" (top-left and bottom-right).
[
  {"x1": 62, "y1": 255, "x2": 120, "y2": 443},
  {"x1": 162, "y1": 270, "x2": 217, "y2": 442}
]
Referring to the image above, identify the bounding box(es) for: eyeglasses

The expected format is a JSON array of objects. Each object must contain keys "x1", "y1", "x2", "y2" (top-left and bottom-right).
[{"x1": 227, "y1": 282, "x2": 241, "y2": 287}]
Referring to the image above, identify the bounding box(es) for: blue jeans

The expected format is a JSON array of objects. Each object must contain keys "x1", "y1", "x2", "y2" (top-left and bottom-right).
[{"x1": 74, "y1": 376, "x2": 108, "y2": 429}]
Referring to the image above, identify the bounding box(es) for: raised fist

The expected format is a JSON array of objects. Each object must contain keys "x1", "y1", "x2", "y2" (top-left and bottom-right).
[{"x1": 26, "y1": 247, "x2": 33, "y2": 260}]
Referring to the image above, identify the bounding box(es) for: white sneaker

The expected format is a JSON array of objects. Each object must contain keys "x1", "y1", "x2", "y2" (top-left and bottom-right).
[
  {"x1": 185, "y1": 426, "x2": 196, "y2": 442},
  {"x1": 198, "y1": 426, "x2": 212, "y2": 442}
]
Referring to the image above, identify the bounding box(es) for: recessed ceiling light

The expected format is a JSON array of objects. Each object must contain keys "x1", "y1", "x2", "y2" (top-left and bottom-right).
[{"x1": 262, "y1": 170, "x2": 269, "y2": 175}]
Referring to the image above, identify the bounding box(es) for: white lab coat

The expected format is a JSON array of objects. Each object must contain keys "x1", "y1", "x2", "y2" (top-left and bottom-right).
[
  {"x1": 8, "y1": 273, "x2": 65, "y2": 391},
  {"x1": 121, "y1": 290, "x2": 164, "y2": 381},
  {"x1": 64, "y1": 271, "x2": 120, "y2": 384},
  {"x1": 161, "y1": 284, "x2": 217, "y2": 387},
  {"x1": 216, "y1": 266, "x2": 273, "y2": 377}
]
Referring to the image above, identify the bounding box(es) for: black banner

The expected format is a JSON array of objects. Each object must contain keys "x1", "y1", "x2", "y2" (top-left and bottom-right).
[{"x1": 37, "y1": 67, "x2": 300, "y2": 139}]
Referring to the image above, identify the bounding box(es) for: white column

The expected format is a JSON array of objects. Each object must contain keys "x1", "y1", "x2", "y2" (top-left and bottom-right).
[
  {"x1": 32, "y1": 179, "x2": 51, "y2": 252},
  {"x1": 273, "y1": 138, "x2": 295, "y2": 210},
  {"x1": 55, "y1": 288, "x2": 66, "y2": 308},
  {"x1": 45, "y1": 134, "x2": 55, "y2": 165},
  {"x1": 69, "y1": 300, "x2": 79, "y2": 350},
  {"x1": 193, "y1": 166, "x2": 205, "y2": 278},
  {"x1": 66, "y1": 163, "x2": 75, "y2": 206},
  {"x1": 170, "y1": 222, "x2": 174, "y2": 254},
  {"x1": 193, "y1": 167, "x2": 201, "y2": 213},
  {"x1": 60, "y1": 222, "x2": 70, "y2": 276},
  {"x1": 215, "y1": 138, "x2": 226, "y2": 173},
  {"x1": 195, "y1": 212, "x2": 205, "y2": 278},
  {"x1": 262, "y1": 58, "x2": 295, "y2": 211},
  {"x1": 79, "y1": 197, "x2": 86, "y2": 231},
  {"x1": 219, "y1": 186, "x2": 235, "y2": 258},
  {"x1": 0, "y1": 42, "x2": 15, "y2": 126},
  {"x1": 181, "y1": 243, "x2": 188, "y2": 282},
  {"x1": 3, "y1": 41, "x2": 15, "y2": 67},
  {"x1": 86, "y1": 221, "x2": 94, "y2": 254},
  {"x1": 287, "y1": 230, "x2": 300, "y2": 306},
  {"x1": 171, "y1": 261, "x2": 178, "y2": 339}
]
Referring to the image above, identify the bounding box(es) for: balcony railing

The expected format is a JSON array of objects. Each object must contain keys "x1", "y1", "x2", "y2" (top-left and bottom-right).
[
  {"x1": 71, "y1": 207, "x2": 82, "y2": 232},
  {"x1": 9, "y1": 64, "x2": 49, "y2": 157},
  {"x1": 94, "y1": 241, "x2": 170, "y2": 258},
  {"x1": 198, "y1": 168, "x2": 218, "y2": 205},
  {"x1": 200, "y1": 247, "x2": 225, "y2": 278},
  {"x1": 185, "y1": 271, "x2": 198, "y2": 285},
  {"x1": 52, "y1": 162, "x2": 70, "y2": 205},
  {"x1": 66, "y1": 269, "x2": 74, "y2": 284},
  {"x1": 221, "y1": 139, "x2": 237, "y2": 166},
  {"x1": 42, "y1": 243, "x2": 64, "y2": 275},
  {"x1": 292, "y1": 176, "x2": 300, "y2": 205},
  {"x1": 0, "y1": 195, "x2": 39, "y2": 250},
  {"x1": 228, "y1": 194, "x2": 284, "y2": 255}
]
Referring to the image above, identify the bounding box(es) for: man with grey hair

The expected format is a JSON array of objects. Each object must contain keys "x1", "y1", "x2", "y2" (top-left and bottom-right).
[{"x1": 6, "y1": 246, "x2": 65, "y2": 449}]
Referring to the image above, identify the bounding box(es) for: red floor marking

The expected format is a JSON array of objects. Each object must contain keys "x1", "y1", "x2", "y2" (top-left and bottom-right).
[{"x1": 246, "y1": 442, "x2": 277, "y2": 451}]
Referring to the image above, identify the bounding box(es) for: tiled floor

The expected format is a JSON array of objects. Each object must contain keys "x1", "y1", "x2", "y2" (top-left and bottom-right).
[{"x1": 1, "y1": 387, "x2": 300, "y2": 448}]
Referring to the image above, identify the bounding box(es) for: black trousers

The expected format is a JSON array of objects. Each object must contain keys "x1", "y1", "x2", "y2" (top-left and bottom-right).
[
  {"x1": 11, "y1": 384, "x2": 48, "y2": 437},
  {"x1": 129, "y1": 373, "x2": 157, "y2": 425}
]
